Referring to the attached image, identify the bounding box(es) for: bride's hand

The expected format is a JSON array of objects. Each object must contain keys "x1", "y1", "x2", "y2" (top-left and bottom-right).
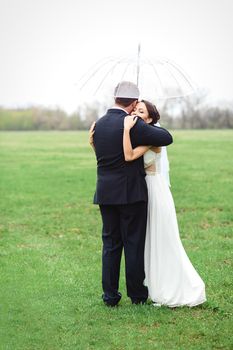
[
  {"x1": 124, "y1": 115, "x2": 138, "y2": 131},
  {"x1": 89, "y1": 121, "x2": 96, "y2": 146},
  {"x1": 151, "y1": 146, "x2": 161, "y2": 153}
]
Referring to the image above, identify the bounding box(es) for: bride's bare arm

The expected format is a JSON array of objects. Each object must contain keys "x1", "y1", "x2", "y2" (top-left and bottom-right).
[{"x1": 123, "y1": 116, "x2": 150, "y2": 161}]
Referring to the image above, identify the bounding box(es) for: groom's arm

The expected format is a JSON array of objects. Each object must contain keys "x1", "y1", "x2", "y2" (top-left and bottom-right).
[{"x1": 130, "y1": 118, "x2": 173, "y2": 147}]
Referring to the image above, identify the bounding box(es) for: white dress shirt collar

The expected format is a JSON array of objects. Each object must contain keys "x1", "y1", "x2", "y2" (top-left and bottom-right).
[{"x1": 110, "y1": 106, "x2": 128, "y2": 114}]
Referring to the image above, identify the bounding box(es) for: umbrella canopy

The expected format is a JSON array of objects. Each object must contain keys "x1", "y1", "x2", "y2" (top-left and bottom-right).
[{"x1": 77, "y1": 46, "x2": 197, "y2": 104}]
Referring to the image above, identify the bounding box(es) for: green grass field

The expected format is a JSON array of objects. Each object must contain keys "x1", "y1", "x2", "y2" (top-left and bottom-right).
[{"x1": 0, "y1": 130, "x2": 232, "y2": 350}]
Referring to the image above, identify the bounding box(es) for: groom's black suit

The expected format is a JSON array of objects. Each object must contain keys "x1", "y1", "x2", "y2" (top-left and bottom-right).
[{"x1": 93, "y1": 108, "x2": 173, "y2": 305}]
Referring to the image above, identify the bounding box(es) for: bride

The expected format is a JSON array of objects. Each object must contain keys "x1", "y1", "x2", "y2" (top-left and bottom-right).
[{"x1": 123, "y1": 100, "x2": 206, "y2": 307}]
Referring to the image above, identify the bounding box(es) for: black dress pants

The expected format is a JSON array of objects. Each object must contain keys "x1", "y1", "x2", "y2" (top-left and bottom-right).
[{"x1": 99, "y1": 201, "x2": 148, "y2": 306}]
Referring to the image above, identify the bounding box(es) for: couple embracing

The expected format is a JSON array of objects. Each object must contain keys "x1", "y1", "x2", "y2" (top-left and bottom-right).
[{"x1": 90, "y1": 81, "x2": 206, "y2": 307}]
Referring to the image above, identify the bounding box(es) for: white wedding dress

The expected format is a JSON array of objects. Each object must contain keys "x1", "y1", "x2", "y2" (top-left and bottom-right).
[{"x1": 143, "y1": 149, "x2": 206, "y2": 307}]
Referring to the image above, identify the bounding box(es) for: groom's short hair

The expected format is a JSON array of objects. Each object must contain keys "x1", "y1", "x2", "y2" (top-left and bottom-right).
[{"x1": 115, "y1": 97, "x2": 138, "y2": 107}]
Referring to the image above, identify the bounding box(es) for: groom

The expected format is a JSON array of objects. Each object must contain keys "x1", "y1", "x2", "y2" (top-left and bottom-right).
[{"x1": 93, "y1": 81, "x2": 173, "y2": 306}]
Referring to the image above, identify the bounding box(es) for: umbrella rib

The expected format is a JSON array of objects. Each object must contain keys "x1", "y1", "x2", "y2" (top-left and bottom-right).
[
  {"x1": 78, "y1": 56, "x2": 113, "y2": 82},
  {"x1": 119, "y1": 60, "x2": 136, "y2": 82},
  {"x1": 166, "y1": 60, "x2": 196, "y2": 90},
  {"x1": 93, "y1": 58, "x2": 127, "y2": 95},
  {"x1": 145, "y1": 58, "x2": 165, "y2": 96},
  {"x1": 79, "y1": 57, "x2": 116, "y2": 90},
  {"x1": 164, "y1": 61, "x2": 184, "y2": 95}
]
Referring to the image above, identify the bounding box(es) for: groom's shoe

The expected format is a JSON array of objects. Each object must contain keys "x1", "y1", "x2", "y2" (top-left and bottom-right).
[{"x1": 102, "y1": 292, "x2": 122, "y2": 307}]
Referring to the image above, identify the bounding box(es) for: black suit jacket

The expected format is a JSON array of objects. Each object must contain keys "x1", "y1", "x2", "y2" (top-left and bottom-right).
[{"x1": 93, "y1": 108, "x2": 173, "y2": 205}]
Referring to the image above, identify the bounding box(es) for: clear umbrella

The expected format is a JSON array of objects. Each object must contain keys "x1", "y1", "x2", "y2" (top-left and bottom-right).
[{"x1": 76, "y1": 44, "x2": 197, "y2": 104}]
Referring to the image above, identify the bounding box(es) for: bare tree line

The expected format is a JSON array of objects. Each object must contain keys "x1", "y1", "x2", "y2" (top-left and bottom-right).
[
  {"x1": 159, "y1": 92, "x2": 233, "y2": 129},
  {"x1": 0, "y1": 93, "x2": 233, "y2": 130}
]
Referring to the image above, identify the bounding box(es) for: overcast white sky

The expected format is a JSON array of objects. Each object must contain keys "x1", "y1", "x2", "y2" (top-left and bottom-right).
[{"x1": 0, "y1": 0, "x2": 233, "y2": 112}]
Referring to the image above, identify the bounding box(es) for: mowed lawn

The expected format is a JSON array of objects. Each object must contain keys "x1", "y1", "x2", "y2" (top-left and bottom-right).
[{"x1": 0, "y1": 130, "x2": 232, "y2": 350}]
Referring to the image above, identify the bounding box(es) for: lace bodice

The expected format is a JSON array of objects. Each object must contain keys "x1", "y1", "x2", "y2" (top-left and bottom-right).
[{"x1": 143, "y1": 149, "x2": 161, "y2": 175}]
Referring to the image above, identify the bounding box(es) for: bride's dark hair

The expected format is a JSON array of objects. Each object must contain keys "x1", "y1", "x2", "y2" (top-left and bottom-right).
[{"x1": 141, "y1": 99, "x2": 160, "y2": 125}]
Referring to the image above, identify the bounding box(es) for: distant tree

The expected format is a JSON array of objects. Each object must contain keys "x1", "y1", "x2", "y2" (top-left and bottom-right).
[
  {"x1": 0, "y1": 96, "x2": 232, "y2": 130},
  {"x1": 79, "y1": 102, "x2": 101, "y2": 129}
]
